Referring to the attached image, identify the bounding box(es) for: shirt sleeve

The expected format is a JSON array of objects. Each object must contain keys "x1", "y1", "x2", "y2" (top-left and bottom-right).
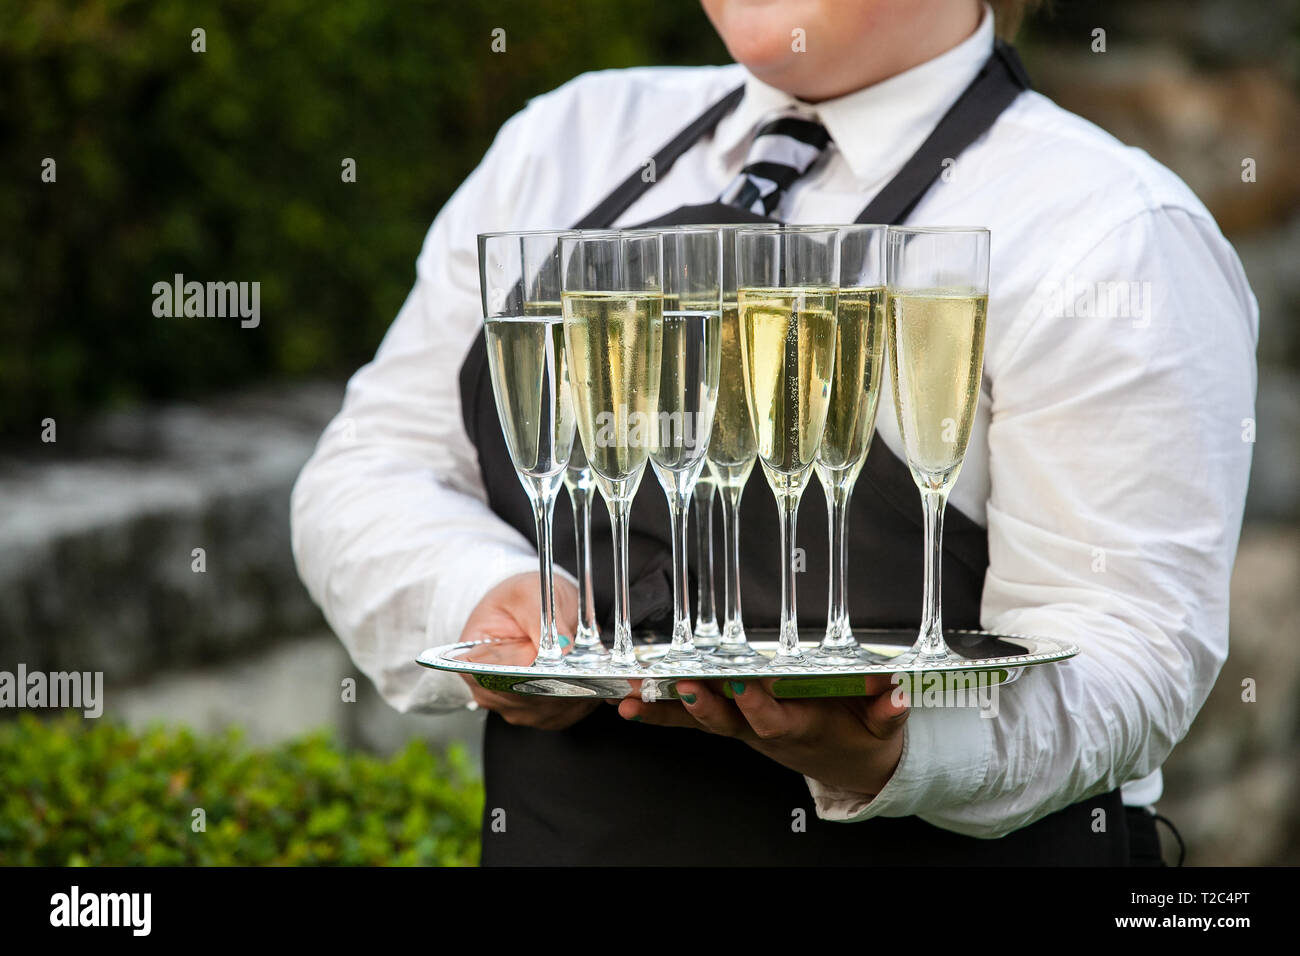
[
  {"x1": 289, "y1": 104, "x2": 574, "y2": 715},
  {"x1": 806, "y1": 206, "x2": 1258, "y2": 836}
]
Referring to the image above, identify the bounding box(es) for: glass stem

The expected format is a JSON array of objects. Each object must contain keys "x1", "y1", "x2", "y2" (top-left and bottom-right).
[
  {"x1": 824, "y1": 480, "x2": 855, "y2": 649},
  {"x1": 569, "y1": 482, "x2": 601, "y2": 647},
  {"x1": 917, "y1": 487, "x2": 949, "y2": 659},
  {"x1": 608, "y1": 496, "x2": 636, "y2": 667},
  {"x1": 531, "y1": 489, "x2": 562, "y2": 664},
  {"x1": 776, "y1": 491, "x2": 803, "y2": 660},
  {"x1": 669, "y1": 491, "x2": 695, "y2": 653},
  {"x1": 718, "y1": 483, "x2": 746, "y2": 644},
  {"x1": 692, "y1": 480, "x2": 719, "y2": 637}
]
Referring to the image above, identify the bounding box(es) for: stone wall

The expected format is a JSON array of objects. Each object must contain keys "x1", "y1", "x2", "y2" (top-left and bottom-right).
[{"x1": 0, "y1": 385, "x2": 341, "y2": 681}]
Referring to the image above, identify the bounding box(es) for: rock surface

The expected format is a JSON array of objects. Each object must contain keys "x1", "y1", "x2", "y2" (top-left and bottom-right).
[
  {"x1": 1159, "y1": 523, "x2": 1300, "y2": 865},
  {"x1": 0, "y1": 383, "x2": 344, "y2": 680},
  {"x1": 109, "y1": 632, "x2": 484, "y2": 761}
]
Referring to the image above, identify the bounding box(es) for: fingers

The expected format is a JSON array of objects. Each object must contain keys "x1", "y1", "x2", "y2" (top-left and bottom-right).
[
  {"x1": 617, "y1": 680, "x2": 754, "y2": 739},
  {"x1": 459, "y1": 672, "x2": 598, "y2": 730},
  {"x1": 677, "y1": 681, "x2": 755, "y2": 737},
  {"x1": 864, "y1": 675, "x2": 910, "y2": 739},
  {"x1": 615, "y1": 699, "x2": 700, "y2": 729},
  {"x1": 458, "y1": 572, "x2": 580, "y2": 651},
  {"x1": 451, "y1": 572, "x2": 592, "y2": 731},
  {"x1": 477, "y1": 690, "x2": 598, "y2": 730},
  {"x1": 462, "y1": 636, "x2": 540, "y2": 668},
  {"x1": 863, "y1": 675, "x2": 896, "y2": 698},
  {"x1": 728, "y1": 678, "x2": 814, "y2": 741}
]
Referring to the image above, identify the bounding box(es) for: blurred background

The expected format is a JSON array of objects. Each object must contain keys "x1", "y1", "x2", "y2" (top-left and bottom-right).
[{"x1": 1, "y1": 0, "x2": 1296, "y2": 864}]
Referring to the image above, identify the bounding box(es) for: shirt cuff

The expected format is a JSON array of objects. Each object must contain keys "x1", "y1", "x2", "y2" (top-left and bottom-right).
[
  {"x1": 408, "y1": 542, "x2": 579, "y2": 714},
  {"x1": 396, "y1": 544, "x2": 534, "y2": 713},
  {"x1": 805, "y1": 702, "x2": 994, "y2": 823}
]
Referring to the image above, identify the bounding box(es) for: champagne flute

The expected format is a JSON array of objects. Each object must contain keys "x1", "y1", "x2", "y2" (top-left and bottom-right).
[
  {"x1": 691, "y1": 474, "x2": 721, "y2": 649},
  {"x1": 736, "y1": 225, "x2": 840, "y2": 666},
  {"x1": 477, "y1": 230, "x2": 579, "y2": 665},
  {"x1": 647, "y1": 227, "x2": 722, "y2": 666},
  {"x1": 561, "y1": 231, "x2": 664, "y2": 669},
  {"x1": 705, "y1": 225, "x2": 762, "y2": 666},
  {"x1": 812, "y1": 225, "x2": 888, "y2": 664},
  {"x1": 886, "y1": 226, "x2": 990, "y2": 665},
  {"x1": 562, "y1": 439, "x2": 608, "y2": 664}
]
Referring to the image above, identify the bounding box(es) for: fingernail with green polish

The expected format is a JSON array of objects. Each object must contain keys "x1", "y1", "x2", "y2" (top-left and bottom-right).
[
  {"x1": 558, "y1": 635, "x2": 571, "y2": 649},
  {"x1": 729, "y1": 680, "x2": 746, "y2": 696},
  {"x1": 630, "y1": 715, "x2": 642, "y2": 722},
  {"x1": 680, "y1": 692, "x2": 697, "y2": 704}
]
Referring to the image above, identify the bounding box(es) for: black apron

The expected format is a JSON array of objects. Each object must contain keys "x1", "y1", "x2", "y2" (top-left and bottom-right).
[{"x1": 458, "y1": 43, "x2": 1136, "y2": 865}]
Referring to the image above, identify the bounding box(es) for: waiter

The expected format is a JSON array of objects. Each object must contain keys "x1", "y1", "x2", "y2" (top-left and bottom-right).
[{"x1": 291, "y1": 0, "x2": 1257, "y2": 865}]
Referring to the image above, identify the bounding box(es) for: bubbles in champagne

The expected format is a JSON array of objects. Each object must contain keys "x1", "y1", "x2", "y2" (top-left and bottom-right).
[
  {"x1": 887, "y1": 291, "x2": 988, "y2": 490},
  {"x1": 561, "y1": 291, "x2": 664, "y2": 497},
  {"x1": 484, "y1": 315, "x2": 576, "y2": 480},
  {"x1": 737, "y1": 288, "x2": 837, "y2": 496},
  {"x1": 816, "y1": 286, "x2": 886, "y2": 480}
]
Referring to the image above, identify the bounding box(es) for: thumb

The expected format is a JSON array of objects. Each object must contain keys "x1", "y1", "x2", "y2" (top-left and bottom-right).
[{"x1": 861, "y1": 676, "x2": 910, "y2": 740}]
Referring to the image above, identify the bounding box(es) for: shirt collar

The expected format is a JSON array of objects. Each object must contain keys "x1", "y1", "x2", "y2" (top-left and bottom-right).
[{"x1": 713, "y1": 3, "x2": 996, "y2": 185}]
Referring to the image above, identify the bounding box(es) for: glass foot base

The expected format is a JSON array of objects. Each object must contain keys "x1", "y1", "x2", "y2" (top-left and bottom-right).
[
  {"x1": 706, "y1": 643, "x2": 762, "y2": 667},
  {"x1": 692, "y1": 624, "x2": 721, "y2": 651},
  {"x1": 809, "y1": 646, "x2": 862, "y2": 667},
  {"x1": 767, "y1": 653, "x2": 809, "y2": 669},
  {"x1": 891, "y1": 647, "x2": 960, "y2": 670},
  {"x1": 565, "y1": 642, "x2": 610, "y2": 666},
  {"x1": 649, "y1": 648, "x2": 717, "y2": 673}
]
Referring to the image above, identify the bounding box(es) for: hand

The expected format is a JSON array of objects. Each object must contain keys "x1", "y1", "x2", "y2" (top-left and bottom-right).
[
  {"x1": 617, "y1": 675, "x2": 907, "y2": 796},
  {"x1": 457, "y1": 572, "x2": 599, "y2": 731}
]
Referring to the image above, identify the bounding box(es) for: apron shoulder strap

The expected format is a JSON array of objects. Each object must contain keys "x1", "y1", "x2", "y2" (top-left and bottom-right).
[
  {"x1": 857, "y1": 39, "x2": 1030, "y2": 224},
  {"x1": 573, "y1": 85, "x2": 745, "y2": 229},
  {"x1": 573, "y1": 41, "x2": 1030, "y2": 231}
]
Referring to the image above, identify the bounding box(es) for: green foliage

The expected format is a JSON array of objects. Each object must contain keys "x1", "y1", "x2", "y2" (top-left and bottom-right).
[
  {"x1": 0, "y1": 0, "x2": 729, "y2": 437},
  {"x1": 0, "y1": 715, "x2": 484, "y2": 865}
]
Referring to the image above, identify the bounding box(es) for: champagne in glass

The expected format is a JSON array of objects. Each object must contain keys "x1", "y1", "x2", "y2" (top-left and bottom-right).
[
  {"x1": 736, "y1": 226, "x2": 840, "y2": 665},
  {"x1": 648, "y1": 228, "x2": 722, "y2": 666},
  {"x1": 704, "y1": 225, "x2": 761, "y2": 664},
  {"x1": 562, "y1": 232, "x2": 664, "y2": 668},
  {"x1": 706, "y1": 293, "x2": 761, "y2": 664},
  {"x1": 562, "y1": 438, "x2": 607, "y2": 664},
  {"x1": 812, "y1": 225, "x2": 887, "y2": 664},
  {"x1": 478, "y1": 230, "x2": 579, "y2": 664},
  {"x1": 886, "y1": 226, "x2": 990, "y2": 665}
]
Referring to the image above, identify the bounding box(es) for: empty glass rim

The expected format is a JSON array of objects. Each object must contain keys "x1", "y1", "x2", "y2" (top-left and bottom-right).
[
  {"x1": 672, "y1": 222, "x2": 744, "y2": 231},
  {"x1": 558, "y1": 228, "x2": 662, "y2": 241},
  {"x1": 887, "y1": 225, "x2": 990, "y2": 234},
  {"x1": 638, "y1": 224, "x2": 727, "y2": 233},
  {"x1": 476, "y1": 228, "x2": 579, "y2": 240},
  {"x1": 733, "y1": 223, "x2": 840, "y2": 233}
]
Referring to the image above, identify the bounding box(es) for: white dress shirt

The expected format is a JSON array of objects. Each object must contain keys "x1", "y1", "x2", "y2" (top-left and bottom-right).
[{"x1": 291, "y1": 6, "x2": 1258, "y2": 838}]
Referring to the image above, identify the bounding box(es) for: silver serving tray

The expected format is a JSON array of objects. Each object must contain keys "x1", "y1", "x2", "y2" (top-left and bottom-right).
[{"x1": 417, "y1": 627, "x2": 1077, "y2": 700}]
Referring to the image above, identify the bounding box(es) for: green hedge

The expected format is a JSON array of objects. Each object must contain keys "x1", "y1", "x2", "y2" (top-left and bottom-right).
[
  {"x1": 0, "y1": 715, "x2": 483, "y2": 865},
  {"x1": 0, "y1": 0, "x2": 728, "y2": 438}
]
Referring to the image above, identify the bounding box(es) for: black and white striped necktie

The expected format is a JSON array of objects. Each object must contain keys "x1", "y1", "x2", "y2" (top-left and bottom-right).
[{"x1": 719, "y1": 112, "x2": 832, "y2": 217}]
